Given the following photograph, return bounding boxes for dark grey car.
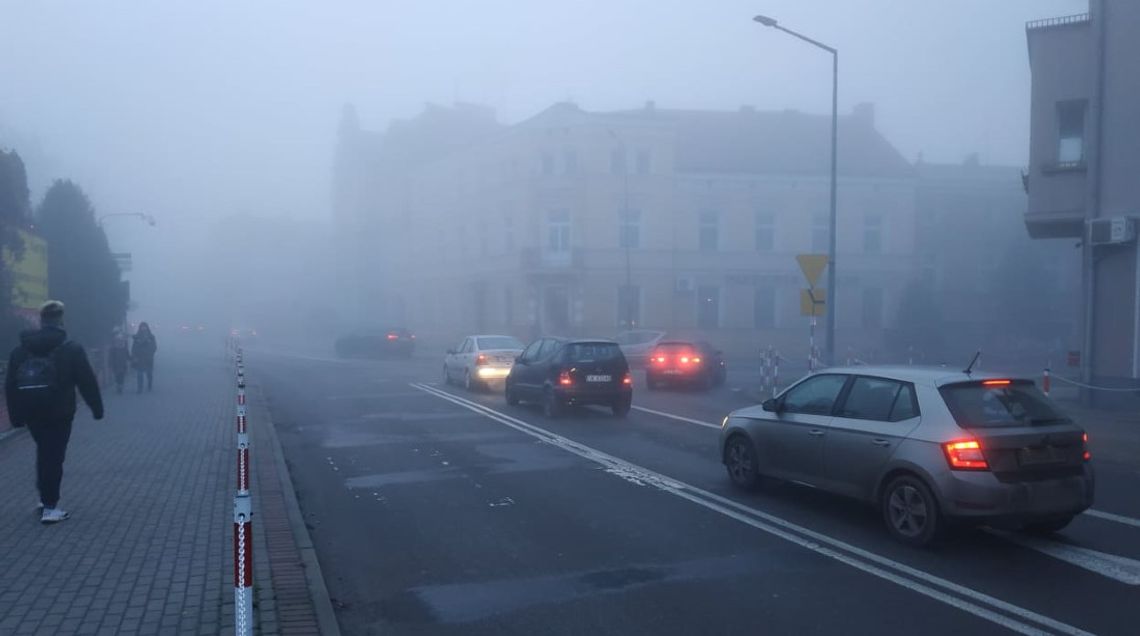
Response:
[720,366,1094,546]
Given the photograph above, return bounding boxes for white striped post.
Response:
[233,346,253,636]
[1043,366,1052,397]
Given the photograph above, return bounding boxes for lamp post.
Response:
[607,129,636,328]
[754,14,838,365]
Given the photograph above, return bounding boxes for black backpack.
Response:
[14,344,64,410]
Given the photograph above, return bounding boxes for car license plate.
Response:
[1019,447,1061,466]
[664,369,681,375]
[586,375,611,383]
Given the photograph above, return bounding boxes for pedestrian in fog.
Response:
[131,322,157,393]
[5,300,104,524]
[109,331,130,394]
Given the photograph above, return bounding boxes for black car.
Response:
[334,328,415,359]
[645,340,726,390]
[505,338,633,418]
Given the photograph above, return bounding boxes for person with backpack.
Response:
[5,300,104,524]
[109,331,130,395]
[131,322,157,393]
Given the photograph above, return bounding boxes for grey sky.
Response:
[2,0,1083,227]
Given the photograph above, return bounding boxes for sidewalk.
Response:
[0,350,323,635]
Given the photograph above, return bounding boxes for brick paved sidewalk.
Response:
[0,350,294,635]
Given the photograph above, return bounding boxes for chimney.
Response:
[852,102,875,128]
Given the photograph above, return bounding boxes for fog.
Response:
[0,0,1086,367]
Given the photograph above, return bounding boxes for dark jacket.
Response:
[5,326,104,426]
[109,341,130,374]
[131,333,157,370]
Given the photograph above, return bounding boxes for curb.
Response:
[253,381,343,636]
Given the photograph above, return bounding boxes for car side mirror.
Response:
[515,355,524,364]
[762,398,779,413]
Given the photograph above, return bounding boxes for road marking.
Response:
[1085,509,1140,529]
[412,383,1091,636]
[992,531,1140,585]
[632,405,721,430]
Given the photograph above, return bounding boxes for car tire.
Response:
[505,383,520,406]
[612,397,631,418]
[442,365,451,385]
[716,367,727,386]
[1020,515,1075,535]
[724,434,761,490]
[542,388,562,419]
[881,475,942,547]
[464,369,477,392]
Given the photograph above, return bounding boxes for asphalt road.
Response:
[251,346,1140,636]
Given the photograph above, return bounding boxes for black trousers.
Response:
[26,419,74,508]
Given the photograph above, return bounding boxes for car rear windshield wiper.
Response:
[1030,417,1072,426]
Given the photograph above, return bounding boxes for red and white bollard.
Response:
[1043,366,1052,397]
[233,494,253,636]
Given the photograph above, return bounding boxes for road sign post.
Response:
[797,255,828,369]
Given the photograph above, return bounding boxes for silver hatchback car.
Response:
[720,366,1094,546]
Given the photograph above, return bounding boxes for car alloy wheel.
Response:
[724,436,760,490]
[882,475,940,546]
[505,382,520,406]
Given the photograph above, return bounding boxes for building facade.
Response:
[335,101,920,358]
[1025,1,1140,398]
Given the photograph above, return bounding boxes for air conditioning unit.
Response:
[1089,217,1136,246]
[675,275,695,293]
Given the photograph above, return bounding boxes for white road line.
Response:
[631,405,721,430]
[412,383,1092,636]
[992,531,1140,585]
[1085,508,1140,529]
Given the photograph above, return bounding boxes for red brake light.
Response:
[1082,432,1091,461]
[475,354,488,366]
[559,371,573,386]
[386,333,398,340]
[982,379,1011,387]
[680,356,690,364]
[692,357,702,364]
[654,356,666,364]
[622,372,632,386]
[943,440,989,470]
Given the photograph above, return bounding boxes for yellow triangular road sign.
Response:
[796,254,828,287]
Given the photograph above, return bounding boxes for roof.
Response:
[817,365,1027,387]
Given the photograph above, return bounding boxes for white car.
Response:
[614,330,666,368]
[443,335,526,391]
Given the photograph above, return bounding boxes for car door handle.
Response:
[808,429,826,437]
[871,438,892,447]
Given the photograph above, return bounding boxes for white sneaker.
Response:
[41,508,70,524]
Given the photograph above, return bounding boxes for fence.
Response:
[230,339,253,636]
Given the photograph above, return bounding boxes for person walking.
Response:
[131,322,157,393]
[109,331,130,394]
[5,300,104,524]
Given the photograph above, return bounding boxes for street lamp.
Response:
[97,212,157,227]
[607,128,636,328]
[753,14,839,365]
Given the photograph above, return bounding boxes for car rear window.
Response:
[565,343,623,363]
[477,336,523,350]
[939,380,1071,428]
[655,343,695,353]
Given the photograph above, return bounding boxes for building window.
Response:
[563,148,578,175]
[1057,100,1086,163]
[862,287,883,329]
[610,148,627,175]
[699,211,719,252]
[755,211,775,251]
[754,286,776,328]
[698,285,720,328]
[546,209,570,252]
[636,149,651,175]
[863,214,883,254]
[619,209,641,249]
[617,285,641,328]
[812,212,829,252]
[542,151,555,176]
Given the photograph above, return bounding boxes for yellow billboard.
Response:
[3,229,49,310]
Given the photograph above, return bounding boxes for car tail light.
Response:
[943,439,989,471]
[559,370,573,386]
[410,334,416,339]
[654,355,666,364]
[1082,432,1091,461]
[982,379,1011,387]
[386,333,398,340]
[475,354,488,366]
[692,357,702,364]
[680,356,690,364]
[622,372,632,386]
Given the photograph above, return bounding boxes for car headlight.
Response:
[721,416,729,429]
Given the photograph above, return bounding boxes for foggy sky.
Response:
[0,0,1084,323]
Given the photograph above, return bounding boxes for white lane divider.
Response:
[1084,508,1140,529]
[631,405,721,430]
[990,531,1140,585]
[632,402,1140,535]
[412,383,1091,636]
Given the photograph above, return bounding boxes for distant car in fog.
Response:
[335,327,415,359]
[614,330,666,367]
[506,337,632,418]
[230,327,258,339]
[645,340,726,390]
[443,335,525,391]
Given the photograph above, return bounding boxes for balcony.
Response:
[1026,13,1090,31]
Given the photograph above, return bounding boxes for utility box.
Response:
[1088,217,1136,246]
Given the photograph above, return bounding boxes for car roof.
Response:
[564,338,619,345]
[815,365,1025,388]
[467,334,522,340]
